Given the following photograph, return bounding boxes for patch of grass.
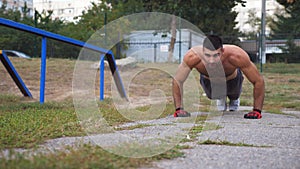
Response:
[184,123,222,142]
[0,96,177,150]
[288,79,300,83]
[263,63,300,75]
[186,125,203,140]
[98,99,132,126]
[180,114,222,142]
[115,124,155,131]
[0,143,185,169]
[199,139,271,148]
[195,114,209,124]
[0,98,84,149]
[99,99,175,125]
[265,108,285,115]
[240,64,300,112]
[0,95,26,106]
[202,123,223,131]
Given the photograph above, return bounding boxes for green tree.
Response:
[108,0,245,42]
[181,0,245,44]
[72,1,135,59]
[105,0,245,61]
[72,1,116,41]
[270,0,300,63]
[271,0,300,39]
[0,1,70,58]
[0,0,31,55]
[279,37,300,63]
[242,8,275,40]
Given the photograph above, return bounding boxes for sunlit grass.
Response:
[0,143,185,169]
[198,139,272,148]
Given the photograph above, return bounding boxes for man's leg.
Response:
[216,97,227,111]
[227,69,244,111]
[200,75,227,111]
[200,74,212,99]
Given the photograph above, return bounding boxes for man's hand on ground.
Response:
[174,109,191,117]
[244,110,262,119]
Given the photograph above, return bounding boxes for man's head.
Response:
[203,35,223,50]
[202,35,224,67]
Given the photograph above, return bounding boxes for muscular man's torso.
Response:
[190,45,240,80]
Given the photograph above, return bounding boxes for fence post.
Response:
[154,43,157,62]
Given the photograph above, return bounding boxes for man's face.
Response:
[202,47,223,68]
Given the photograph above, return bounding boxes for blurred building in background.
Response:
[33,0,100,22]
[234,0,284,34]
[0,0,34,16]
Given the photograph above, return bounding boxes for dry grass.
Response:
[1,58,300,112]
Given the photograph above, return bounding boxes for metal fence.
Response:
[121,29,204,63]
[239,38,300,63]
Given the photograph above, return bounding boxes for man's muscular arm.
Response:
[228,47,265,111]
[241,62,265,111]
[172,50,196,109]
[172,64,190,109]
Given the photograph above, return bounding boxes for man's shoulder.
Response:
[188,46,203,58]
[223,44,241,49]
[223,44,247,56]
[183,47,202,68]
[223,44,251,67]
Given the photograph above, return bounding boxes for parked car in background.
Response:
[3,50,31,59]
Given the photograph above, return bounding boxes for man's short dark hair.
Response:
[203,35,223,50]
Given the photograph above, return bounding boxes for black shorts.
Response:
[200,69,244,100]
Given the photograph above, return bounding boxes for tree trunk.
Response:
[168,15,176,62]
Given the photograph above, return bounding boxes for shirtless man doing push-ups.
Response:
[172,35,265,119]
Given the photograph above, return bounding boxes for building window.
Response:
[59,9,64,14]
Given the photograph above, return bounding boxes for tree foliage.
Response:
[0,0,247,59]
[271,0,300,39]
[270,0,300,63]
[107,0,246,44]
[0,1,71,58]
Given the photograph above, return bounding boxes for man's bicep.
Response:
[174,48,198,83]
[241,62,261,84]
[174,62,192,83]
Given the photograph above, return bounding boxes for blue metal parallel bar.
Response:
[106,53,127,99]
[40,37,47,103]
[0,18,112,55]
[99,54,105,101]
[0,50,32,97]
[0,17,127,103]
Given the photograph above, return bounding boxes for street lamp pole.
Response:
[260,0,266,72]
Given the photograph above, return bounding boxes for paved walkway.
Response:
[2,107,299,169]
[144,108,300,169]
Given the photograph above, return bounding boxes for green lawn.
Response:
[242,63,300,113]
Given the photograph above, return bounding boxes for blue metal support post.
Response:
[0,18,128,103]
[40,37,47,103]
[100,54,105,100]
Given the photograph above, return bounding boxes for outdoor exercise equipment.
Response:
[0,18,127,103]
[0,50,32,97]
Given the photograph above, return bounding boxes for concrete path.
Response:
[144,108,300,169]
[2,107,299,169]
